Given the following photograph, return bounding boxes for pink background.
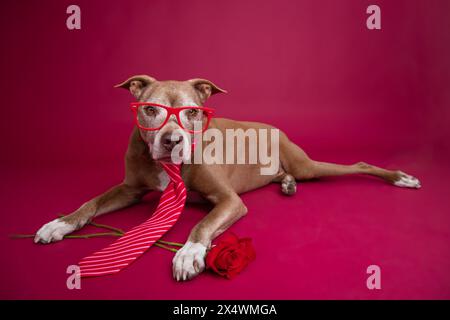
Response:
[1,0,449,299]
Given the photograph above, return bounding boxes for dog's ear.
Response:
[115,75,156,99]
[188,79,227,104]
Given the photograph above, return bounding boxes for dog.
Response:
[34,75,421,281]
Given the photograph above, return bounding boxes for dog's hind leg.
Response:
[279,137,421,188]
[306,161,420,188]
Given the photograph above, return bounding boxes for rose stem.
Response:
[88,222,125,235]
[58,214,183,247]
[156,240,184,247]
[154,243,179,253]
[58,214,125,235]
[13,217,182,249]
[10,233,123,239]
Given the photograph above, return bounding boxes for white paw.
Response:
[393,171,421,189]
[34,218,76,244]
[172,241,207,281]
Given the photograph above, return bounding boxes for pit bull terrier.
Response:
[34,75,421,281]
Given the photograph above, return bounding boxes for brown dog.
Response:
[34,75,420,281]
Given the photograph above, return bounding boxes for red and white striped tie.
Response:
[79,163,186,277]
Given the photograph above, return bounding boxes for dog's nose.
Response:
[161,133,184,151]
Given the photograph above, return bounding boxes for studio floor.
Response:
[1,0,449,301]
[1,147,449,300]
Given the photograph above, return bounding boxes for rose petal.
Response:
[205,232,256,279]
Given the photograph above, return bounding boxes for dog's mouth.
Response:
[150,146,188,164]
[146,129,192,164]
[154,155,175,162]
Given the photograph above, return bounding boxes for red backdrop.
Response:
[1,0,449,299]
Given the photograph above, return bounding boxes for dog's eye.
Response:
[187,109,199,116]
[144,106,157,115]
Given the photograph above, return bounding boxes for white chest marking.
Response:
[156,170,170,191]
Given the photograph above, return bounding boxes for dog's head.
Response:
[116,75,226,163]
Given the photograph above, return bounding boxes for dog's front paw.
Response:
[393,171,421,189]
[172,241,207,281]
[34,218,76,244]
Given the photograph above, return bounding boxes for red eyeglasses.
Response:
[130,102,214,133]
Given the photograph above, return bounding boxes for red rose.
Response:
[205,233,256,279]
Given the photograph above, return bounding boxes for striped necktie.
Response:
[79,162,186,277]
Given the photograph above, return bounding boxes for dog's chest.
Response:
[155,170,170,191]
[155,170,205,203]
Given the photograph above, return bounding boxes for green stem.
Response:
[58,214,125,235]
[10,234,34,239]
[88,222,125,235]
[64,233,123,239]
[10,233,123,239]
[154,243,179,253]
[12,216,185,250]
[156,240,184,247]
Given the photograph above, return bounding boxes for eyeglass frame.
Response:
[130,102,214,133]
